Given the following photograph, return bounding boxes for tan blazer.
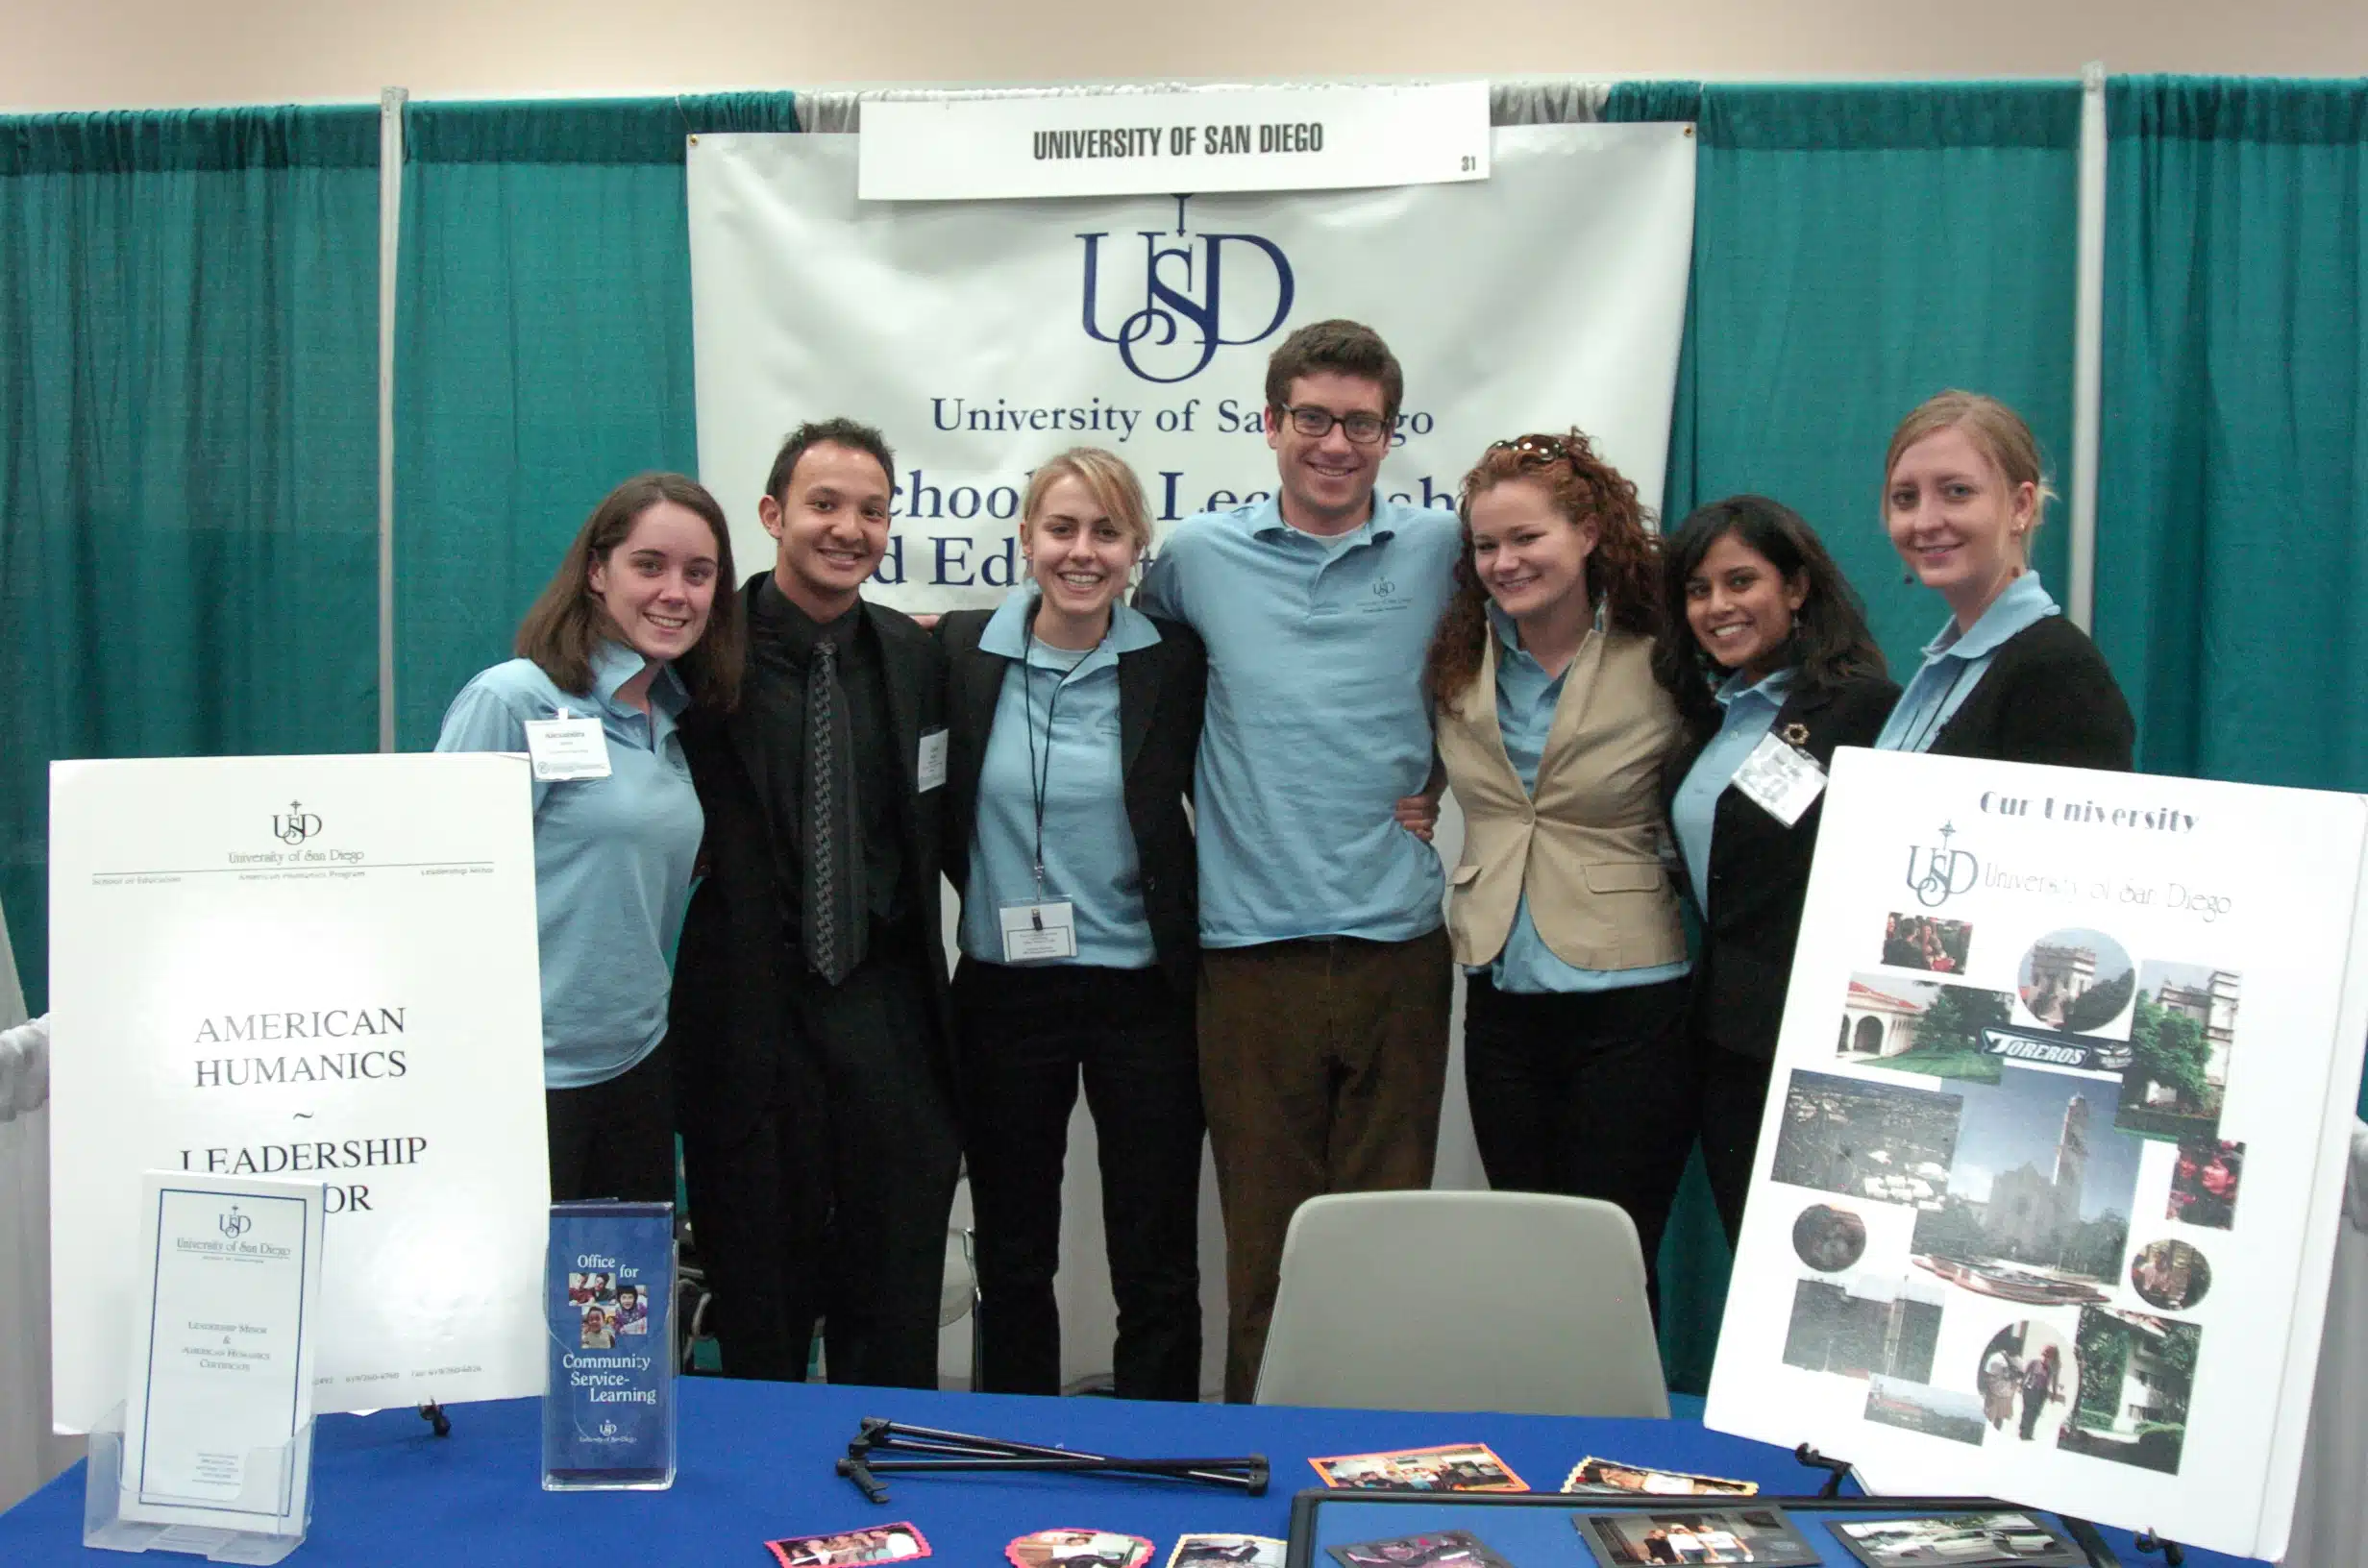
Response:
[1437,625,1687,972]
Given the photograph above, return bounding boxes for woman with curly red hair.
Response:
[1425,430,1693,1305]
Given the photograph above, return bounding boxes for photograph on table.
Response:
[1562,1457,1758,1497]
[1006,1530,1154,1568]
[1974,1320,2075,1447]
[2165,1139,2244,1231]
[1782,1272,1944,1382]
[2113,964,2238,1143]
[1881,912,1974,975]
[1767,1070,1962,1207]
[1863,1374,1989,1446]
[2058,1308,2202,1474]
[1309,1443,1528,1493]
[1792,1203,1870,1271]
[1909,1066,2144,1307]
[1829,1512,2083,1567]
[769,1524,931,1567]
[1327,1530,1517,1568]
[2128,1237,2211,1310]
[1167,1535,1284,1568]
[2012,929,2134,1040]
[1576,1507,1819,1565]
[1838,976,2011,1083]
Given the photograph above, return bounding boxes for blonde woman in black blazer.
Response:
[1873,390,2134,766]
[936,447,1206,1402]
[1656,496,1897,1245]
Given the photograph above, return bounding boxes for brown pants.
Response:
[1198,927,1454,1402]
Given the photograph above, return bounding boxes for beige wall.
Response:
[6,0,2366,113]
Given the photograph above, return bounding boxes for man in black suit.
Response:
[668,417,959,1388]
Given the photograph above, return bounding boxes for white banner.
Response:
[857,83,1491,201]
[1705,749,2368,1561]
[48,754,551,1432]
[688,124,1696,613]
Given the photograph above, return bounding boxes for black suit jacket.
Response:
[937,607,1205,995]
[667,576,953,1148]
[1925,615,2134,770]
[1665,674,1900,1061]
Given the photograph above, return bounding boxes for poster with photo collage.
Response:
[1705,748,2368,1562]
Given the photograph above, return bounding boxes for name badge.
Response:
[999,900,1077,964]
[917,728,949,794]
[1733,730,1826,826]
[523,711,611,781]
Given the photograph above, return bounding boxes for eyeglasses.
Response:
[1284,404,1391,445]
[1488,434,1570,465]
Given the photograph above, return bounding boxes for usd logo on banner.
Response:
[687,125,1696,612]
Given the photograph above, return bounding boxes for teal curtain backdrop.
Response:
[393,93,798,748]
[2094,79,2368,799]
[1605,81,2084,1393]
[0,107,382,1017]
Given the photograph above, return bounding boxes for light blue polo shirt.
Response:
[1480,603,1691,995]
[958,590,1161,969]
[1877,573,2060,753]
[434,641,703,1089]
[1670,667,1794,912]
[1136,496,1460,947]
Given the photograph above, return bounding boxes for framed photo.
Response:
[1576,1507,1819,1566]
[1828,1512,2084,1567]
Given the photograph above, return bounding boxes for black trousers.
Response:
[1462,972,1695,1305]
[681,949,962,1389]
[1697,1042,1776,1248]
[547,1039,677,1205]
[954,959,1204,1401]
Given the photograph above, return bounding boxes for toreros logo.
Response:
[1078,197,1295,384]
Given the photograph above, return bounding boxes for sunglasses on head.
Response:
[1488,434,1569,465]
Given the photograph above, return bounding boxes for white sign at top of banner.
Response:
[857,83,1492,201]
[688,124,1695,614]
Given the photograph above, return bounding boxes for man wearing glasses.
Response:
[1137,319,1459,1401]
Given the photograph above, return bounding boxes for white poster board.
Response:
[49,754,551,1432]
[687,123,1696,613]
[1706,748,2368,1561]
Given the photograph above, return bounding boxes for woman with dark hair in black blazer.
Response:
[1873,390,2134,766]
[938,446,1207,1402]
[1656,496,1898,1244]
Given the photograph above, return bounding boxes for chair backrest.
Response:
[1252,1189,1669,1417]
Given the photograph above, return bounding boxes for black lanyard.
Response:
[1020,605,1091,897]
[1900,657,1979,753]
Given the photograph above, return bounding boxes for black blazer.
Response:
[937,607,1205,996]
[1924,615,2134,770]
[667,576,953,1148]
[1665,674,1900,1061]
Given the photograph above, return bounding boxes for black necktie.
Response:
[803,636,866,985]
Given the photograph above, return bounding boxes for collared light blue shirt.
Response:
[1876,573,2060,753]
[1671,667,1794,912]
[959,589,1161,969]
[1479,603,1692,995]
[435,641,703,1090]
[1136,495,1461,946]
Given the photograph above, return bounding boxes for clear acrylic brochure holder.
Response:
[83,1401,312,1563]
[542,1199,678,1490]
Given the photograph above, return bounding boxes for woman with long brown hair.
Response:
[1425,429,1693,1304]
[435,471,743,1204]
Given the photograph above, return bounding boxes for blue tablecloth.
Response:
[0,1379,2256,1565]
